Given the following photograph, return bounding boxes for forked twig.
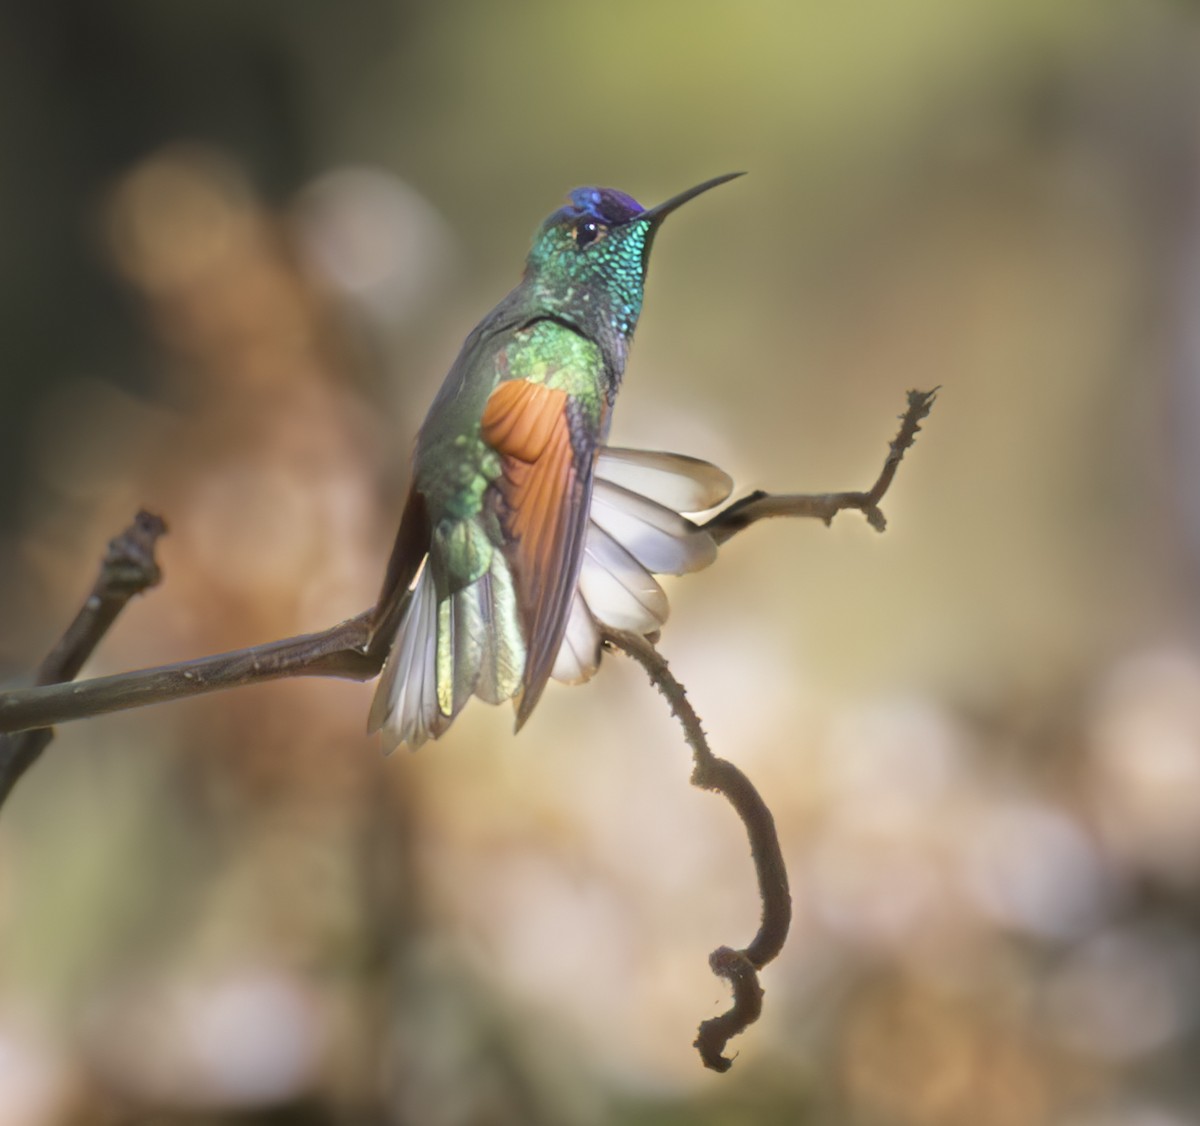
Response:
[0,511,167,805]
[703,387,937,539]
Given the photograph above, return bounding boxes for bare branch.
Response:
[0,391,937,742]
[603,628,792,1072]
[0,614,379,738]
[0,511,167,805]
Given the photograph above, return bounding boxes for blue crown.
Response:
[563,187,645,226]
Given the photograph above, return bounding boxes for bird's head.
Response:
[523,172,743,340]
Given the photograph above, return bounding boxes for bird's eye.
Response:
[573,219,606,248]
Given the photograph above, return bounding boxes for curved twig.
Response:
[603,628,791,1072]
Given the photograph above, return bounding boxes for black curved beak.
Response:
[633,171,745,227]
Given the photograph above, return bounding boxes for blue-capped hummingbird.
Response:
[368,173,742,748]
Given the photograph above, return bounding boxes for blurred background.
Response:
[1,1,1200,1122]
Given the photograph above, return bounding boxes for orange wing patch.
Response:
[481,379,576,584]
[481,378,566,462]
[481,379,588,725]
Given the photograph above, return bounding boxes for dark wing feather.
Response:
[367,485,430,661]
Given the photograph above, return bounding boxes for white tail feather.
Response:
[549,447,729,686]
[551,592,602,684]
[369,557,440,751]
[590,480,717,575]
[595,448,732,512]
[577,525,669,634]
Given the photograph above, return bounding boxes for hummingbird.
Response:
[367,173,742,749]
